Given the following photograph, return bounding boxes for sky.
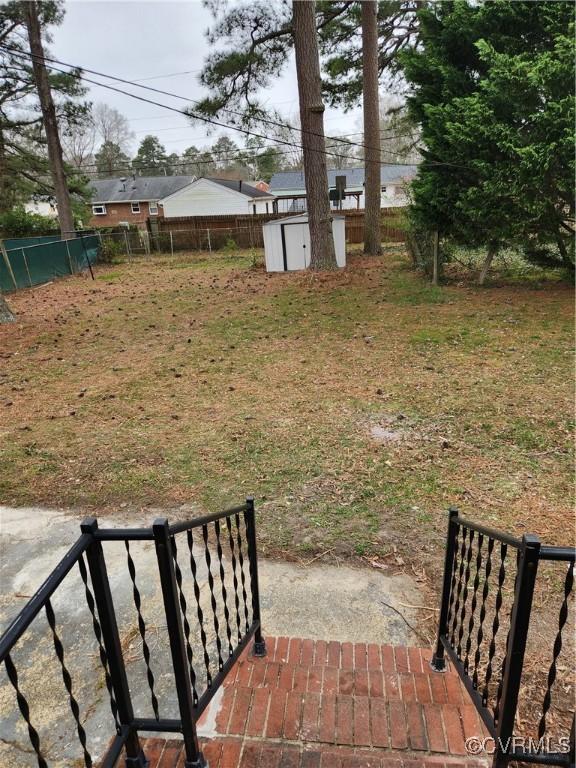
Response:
[51,1,363,158]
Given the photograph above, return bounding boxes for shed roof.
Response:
[90,176,194,203]
[262,214,345,227]
[269,165,418,193]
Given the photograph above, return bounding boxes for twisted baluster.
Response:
[124,540,159,720]
[482,541,507,708]
[45,599,92,767]
[450,527,469,648]
[472,537,494,690]
[226,515,243,642]
[446,525,461,630]
[77,554,119,730]
[172,536,199,706]
[463,533,483,674]
[215,520,234,656]
[457,529,475,659]
[187,528,212,687]
[235,512,251,633]
[537,562,574,739]
[202,524,224,670]
[4,654,48,768]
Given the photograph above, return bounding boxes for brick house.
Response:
[88,175,194,229]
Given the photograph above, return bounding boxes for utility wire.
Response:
[1,43,402,156]
[2,44,422,171]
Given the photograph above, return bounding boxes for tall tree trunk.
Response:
[361,0,381,256]
[292,0,336,270]
[24,1,75,239]
[0,125,10,215]
[479,242,498,285]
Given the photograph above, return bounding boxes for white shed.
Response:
[262,214,346,272]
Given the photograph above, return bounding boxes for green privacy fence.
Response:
[0,235,99,291]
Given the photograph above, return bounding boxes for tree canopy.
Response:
[0,0,88,212]
[400,0,575,270]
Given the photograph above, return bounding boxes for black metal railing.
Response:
[432,508,575,768]
[0,497,265,768]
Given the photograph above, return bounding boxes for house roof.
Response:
[269,165,418,193]
[205,178,275,199]
[90,176,194,203]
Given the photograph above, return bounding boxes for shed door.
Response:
[284,224,310,270]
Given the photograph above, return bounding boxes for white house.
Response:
[159,177,276,218]
[269,165,418,213]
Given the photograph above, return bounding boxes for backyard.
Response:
[0,247,573,580]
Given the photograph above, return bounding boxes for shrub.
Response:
[99,237,125,263]
[223,236,237,253]
[0,207,59,238]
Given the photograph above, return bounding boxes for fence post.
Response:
[432,230,440,285]
[80,518,147,767]
[80,236,95,280]
[169,231,174,257]
[206,228,211,254]
[21,248,33,288]
[244,497,266,657]
[153,519,206,768]
[431,507,459,671]
[65,240,74,275]
[493,534,540,768]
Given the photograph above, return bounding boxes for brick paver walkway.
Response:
[126,637,490,767]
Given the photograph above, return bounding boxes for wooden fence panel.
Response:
[154,209,406,249]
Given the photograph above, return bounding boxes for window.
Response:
[252,204,257,215]
[131,201,141,214]
[92,204,106,215]
[148,201,158,215]
[266,202,269,214]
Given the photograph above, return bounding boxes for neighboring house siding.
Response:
[162,179,272,218]
[89,201,162,229]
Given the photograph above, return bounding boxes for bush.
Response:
[223,236,237,253]
[0,207,59,238]
[99,237,125,263]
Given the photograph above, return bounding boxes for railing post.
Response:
[244,497,266,657]
[153,519,206,768]
[493,534,540,768]
[80,518,147,768]
[431,507,459,671]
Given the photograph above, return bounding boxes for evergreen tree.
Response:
[132,135,169,176]
[0,0,88,213]
[94,140,130,178]
[401,0,575,277]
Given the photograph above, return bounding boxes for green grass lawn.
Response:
[0,248,573,574]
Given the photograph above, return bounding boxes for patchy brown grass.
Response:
[0,249,573,568]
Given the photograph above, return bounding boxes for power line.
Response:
[1,43,390,156]
[2,44,422,171]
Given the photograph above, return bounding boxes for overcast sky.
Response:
[51,1,362,157]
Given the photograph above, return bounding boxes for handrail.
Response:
[432,508,575,768]
[169,503,250,534]
[0,533,91,663]
[454,514,523,549]
[539,545,576,562]
[1,500,264,768]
